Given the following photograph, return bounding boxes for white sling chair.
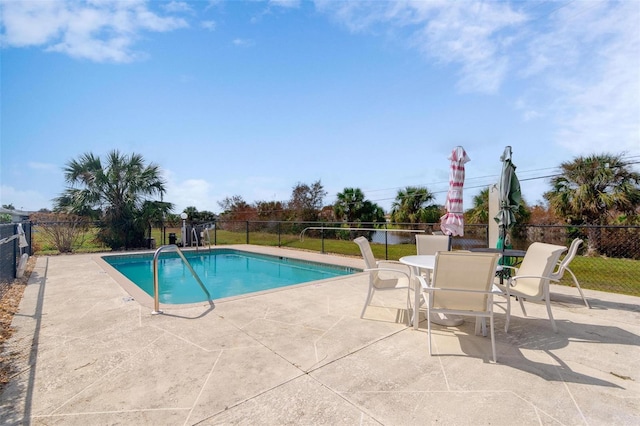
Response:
[415,234,451,255]
[354,236,412,325]
[550,238,590,308]
[418,251,501,363]
[495,242,568,333]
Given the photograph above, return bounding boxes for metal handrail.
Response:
[191,227,199,248]
[201,226,214,249]
[152,244,212,314]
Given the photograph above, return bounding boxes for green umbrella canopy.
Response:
[494,146,521,249]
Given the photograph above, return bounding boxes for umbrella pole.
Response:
[499,225,506,284]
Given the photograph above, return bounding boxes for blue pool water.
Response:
[103,249,357,304]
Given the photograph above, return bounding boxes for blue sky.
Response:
[1,0,639,214]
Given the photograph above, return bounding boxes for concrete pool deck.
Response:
[1,245,639,425]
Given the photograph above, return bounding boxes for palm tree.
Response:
[333,187,366,223]
[55,150,169,249]
[465,188,490,224]
[333,188,385,239]
[140,200,173,246]
[544,153,640,254]
[465,187,531,225]
[390,186,435,224]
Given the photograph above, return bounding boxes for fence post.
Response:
[321,227,325,254]
[485,224,489,247]
[278,222,281,247]
[246,221,249,244]
[384,223,389,260]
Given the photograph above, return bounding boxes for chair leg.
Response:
[518,297,527,317]
[427,311,433,356]
[545,298,558,333]
[360,286,375,318]
[567,267,590,308]
[504,295,512,332]
[405,287,413,326]
[489,314,496,363]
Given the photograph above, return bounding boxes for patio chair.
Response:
[495,242,568,333]
[415,234,451,282]
[418,251,501,363]
[354,236,412,325]
[416,234,451,255]
[550,238,590,308]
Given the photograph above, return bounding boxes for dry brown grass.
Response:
[0,256,34,393]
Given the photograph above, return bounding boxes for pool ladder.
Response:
[151,244,213,315]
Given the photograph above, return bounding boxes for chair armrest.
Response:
[511,274,559,283]
[377,260,407,267]
[417,276,430,289]
[364,267,411,280]
[377,260,412,273]
[423,286,495,295]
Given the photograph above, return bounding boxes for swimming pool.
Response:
[102,249,358,304]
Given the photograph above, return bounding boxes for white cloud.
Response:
[269,0,301,9]
[315,0,639,153]
[201,20,216,31]
[0,185,53,212]
[413,2,526,94]
[0,0,188,62]
[163,1,193,14]
[515,98,543,122]
[232,38,254,47]
[522,1,640,153]
[28,162,59,172]
[163,171,214,213]
[163,169,291,214]
[315,1,526,93]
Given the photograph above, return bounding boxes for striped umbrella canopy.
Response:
[440,146,470,236]
[494,146,521,250]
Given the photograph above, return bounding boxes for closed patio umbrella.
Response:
[17,223,28,249]
[494,146,521,251]
[440,146,470,237]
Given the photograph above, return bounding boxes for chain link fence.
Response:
[180,220,640,297]
[19,220,640,298]
[0,222,32,298]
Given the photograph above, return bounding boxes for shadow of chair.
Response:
[354,236,412,325]
[495,242,568,333]
[418,251,501,362]
[551,238,590,308]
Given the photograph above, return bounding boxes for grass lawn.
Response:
[32,227,640,297]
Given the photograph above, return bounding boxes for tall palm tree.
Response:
[465,188,490,224]
[55,150,169,249]
[333,187,366,223]
[466,187,531,225]
[333,188,385,239]
[544,153,640,253]
[390,186,435,224]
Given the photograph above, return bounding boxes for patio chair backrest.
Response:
[416,234,451,256]
[354,236,376,269]
[354,236,382,285]
[551,238,583,280]
[431,251,500,312]
[514,242,567,298]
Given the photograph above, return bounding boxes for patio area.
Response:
[1,245,639,425]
